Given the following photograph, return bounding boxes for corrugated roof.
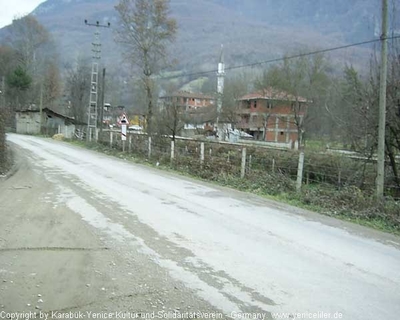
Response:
[16,108,86,125]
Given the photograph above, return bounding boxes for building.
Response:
[159,91,217,136]
[15,108,85,138]
[236,88,308,147]
[160,91,215,111]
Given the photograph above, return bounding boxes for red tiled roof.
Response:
[239,87,307,103]
[161,91,215,100]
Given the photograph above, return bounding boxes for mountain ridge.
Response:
[1,0,396,72]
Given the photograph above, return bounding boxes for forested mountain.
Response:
[1,0,396,72]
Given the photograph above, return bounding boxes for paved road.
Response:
[3,134,400,319]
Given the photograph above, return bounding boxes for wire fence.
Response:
[96,130,399,199]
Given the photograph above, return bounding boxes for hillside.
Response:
[1,0,396,74]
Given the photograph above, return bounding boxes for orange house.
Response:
[236,88,308,146]
[160,91,215,111]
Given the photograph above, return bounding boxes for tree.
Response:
[5,15,59,108]
[221,73,249,130]
[6,66,32,107]
[6,15,51,78]
[64,58,90,123]
[43,61,61,109]
[157,102,185,141]
[115,0,177,135]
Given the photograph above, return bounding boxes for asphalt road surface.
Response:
[1,134,400,320]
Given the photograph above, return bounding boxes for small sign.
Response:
[120,114,129,125]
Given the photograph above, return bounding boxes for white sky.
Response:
[0,0,46,29]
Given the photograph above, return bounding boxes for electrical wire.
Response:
[159,34,400,80]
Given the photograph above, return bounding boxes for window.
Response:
[267,102,273,109]
[246,101,251,108]
[254,100,257,108]
[280,131,284,135]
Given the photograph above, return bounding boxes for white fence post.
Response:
[296,151,305,192]
[200,142,205,167]
[248,154,252,172]
[241,148,247,178]
[128,135,132,153]
[148,136,152,158]
[109,131,113,148]
[171,140,175,163]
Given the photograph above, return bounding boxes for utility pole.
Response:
[39,83,43,131]
[0,76,5,109]
[215,44,225,141]
[376,0,388,199]
[84,20,110,142]
[99,67,106,134]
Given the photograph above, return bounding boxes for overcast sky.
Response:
[0,0,46,28]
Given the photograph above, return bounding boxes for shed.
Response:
[15,108,85,139]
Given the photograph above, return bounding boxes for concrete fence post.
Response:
[171,140,175,163]
[148,136,152,158]
[200,142,205,167]
[110,131,113,148]
[248,154,252,172]
[128,135,132,153]
[241,148,247,179]
[296,151,305,192]
[272,157,275,173]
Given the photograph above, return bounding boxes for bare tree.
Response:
[64,58,90,123]
[221,74,249,130]
[157,102,185,141]
[115,0,177,135]
[43,61,61,110]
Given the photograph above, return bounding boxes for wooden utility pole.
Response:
[1,76,5,109]
[39,83,43,130]
[376,0,388,198]
[99,67,106,134]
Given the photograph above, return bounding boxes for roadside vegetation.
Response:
[69,137,400,235]
[0,110,11,175]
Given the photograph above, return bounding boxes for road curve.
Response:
[6,134,400,320]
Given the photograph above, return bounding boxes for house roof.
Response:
[238,87,308,103]
[161,91,215,100]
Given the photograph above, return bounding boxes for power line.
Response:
[160,34,400,80]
